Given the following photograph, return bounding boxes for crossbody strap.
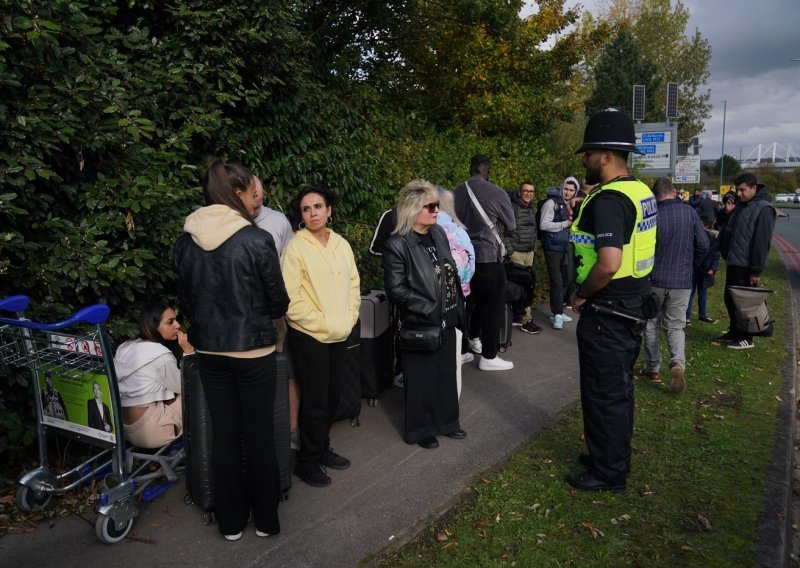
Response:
[466,181,506,258]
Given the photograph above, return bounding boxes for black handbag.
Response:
[399,324,444,352]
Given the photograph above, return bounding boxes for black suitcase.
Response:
[182,352,292,524]
[359,291,392,404]
[332,320,362,426]
[181,355,215,522]
[498,303,513,353]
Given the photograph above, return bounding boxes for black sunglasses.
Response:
[422,202,440,213]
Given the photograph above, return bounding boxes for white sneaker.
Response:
[461,352,475,364]
[552,314,564,330]
[468,338,483,354]
[478,356,514,371]
[550,313,572,323]
[224,532,243,541]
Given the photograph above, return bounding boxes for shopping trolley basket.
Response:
[0,295,184,544]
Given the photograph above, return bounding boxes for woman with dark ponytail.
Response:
[174,160,289,541]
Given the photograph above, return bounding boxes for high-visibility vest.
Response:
[570,178,657,284]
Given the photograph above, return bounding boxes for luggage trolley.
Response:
[0,295,185,544]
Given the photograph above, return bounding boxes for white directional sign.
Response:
[632,130,672,170]
[632,122,678,178]
[673,155,701,184]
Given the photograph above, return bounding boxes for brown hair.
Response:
[202,160,255,224]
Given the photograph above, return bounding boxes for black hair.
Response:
[469,154,491,176]
[518,180,535,190]
[734,172,758,187]
[138,302,171,344]
[287,184,339,230]
[202,160,256,225]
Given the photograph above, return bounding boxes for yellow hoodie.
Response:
[281,228,360,343]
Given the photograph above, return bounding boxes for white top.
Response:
[114,339,181,407]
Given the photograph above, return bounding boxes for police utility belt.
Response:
[585,299,647,326]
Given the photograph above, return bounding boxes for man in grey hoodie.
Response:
[539,177,579,329]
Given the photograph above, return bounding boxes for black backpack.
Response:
[536,197,550,241]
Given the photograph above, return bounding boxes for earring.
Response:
[327,216,333,226]
[298,222,306,230]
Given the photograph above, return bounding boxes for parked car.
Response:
[775,193,792,203]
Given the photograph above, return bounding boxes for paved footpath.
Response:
[0,310,581,568]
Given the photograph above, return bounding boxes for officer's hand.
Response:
[750,275,761,286]
[707,269,715,276]
[570,293,586,314]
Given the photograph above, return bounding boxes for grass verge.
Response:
[373,251,789,567]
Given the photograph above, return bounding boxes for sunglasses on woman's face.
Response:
[422,202,440,213]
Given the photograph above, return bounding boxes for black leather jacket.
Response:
[382,224,465,329]
[174,226,289,352]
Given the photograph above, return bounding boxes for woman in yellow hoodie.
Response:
[282,185,360,488]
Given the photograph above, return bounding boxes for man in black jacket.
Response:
[717,174,776,349]
[503,181,542,334]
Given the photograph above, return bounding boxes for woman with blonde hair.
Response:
[383,180,466,449]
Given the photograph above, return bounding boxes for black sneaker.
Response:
[520,320,542,335]
[512,316,525,327]
[295,462,330,487]
[727,338,754,350]
[715,331,738,343]
[322,447,351,470]
[699,316,716,324]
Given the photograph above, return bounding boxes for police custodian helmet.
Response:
[575,108,643,154]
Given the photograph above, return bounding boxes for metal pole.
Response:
[719,100,727,187]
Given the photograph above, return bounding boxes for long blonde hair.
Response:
[393,179,439,236]
[437,187,466,229]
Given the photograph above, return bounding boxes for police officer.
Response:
[567,109,657,493]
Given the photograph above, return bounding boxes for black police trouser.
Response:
[723,265,753,340]
[576,304,643,483]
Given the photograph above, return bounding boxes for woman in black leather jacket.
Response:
[383,179,466,449]
[174,160,289,542]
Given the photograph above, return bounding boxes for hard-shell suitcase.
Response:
[497,303,513,353]
[332,320,362,426]
[182,352,292,525]
[181,355,215,522]
[359,291,392,404]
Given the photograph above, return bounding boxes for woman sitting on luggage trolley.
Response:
[114,302,193,448]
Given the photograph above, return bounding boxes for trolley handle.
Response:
[0,301,110,329]
[0,295,30,314]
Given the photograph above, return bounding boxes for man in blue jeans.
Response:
[454,155,516,371]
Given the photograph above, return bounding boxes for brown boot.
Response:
[670,363,686,394]
[645,371,661,384]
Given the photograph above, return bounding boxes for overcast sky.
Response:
[527,0,800,162]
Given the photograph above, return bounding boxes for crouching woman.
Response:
[383,179,466,449]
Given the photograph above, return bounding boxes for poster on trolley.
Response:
[35,333,117,444]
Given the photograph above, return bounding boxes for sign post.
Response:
[632,122,678,178]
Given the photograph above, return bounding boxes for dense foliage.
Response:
[0,0,598,466]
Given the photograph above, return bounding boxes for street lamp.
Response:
[719,100,727,187]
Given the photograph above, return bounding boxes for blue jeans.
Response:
[686,284,708,320]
